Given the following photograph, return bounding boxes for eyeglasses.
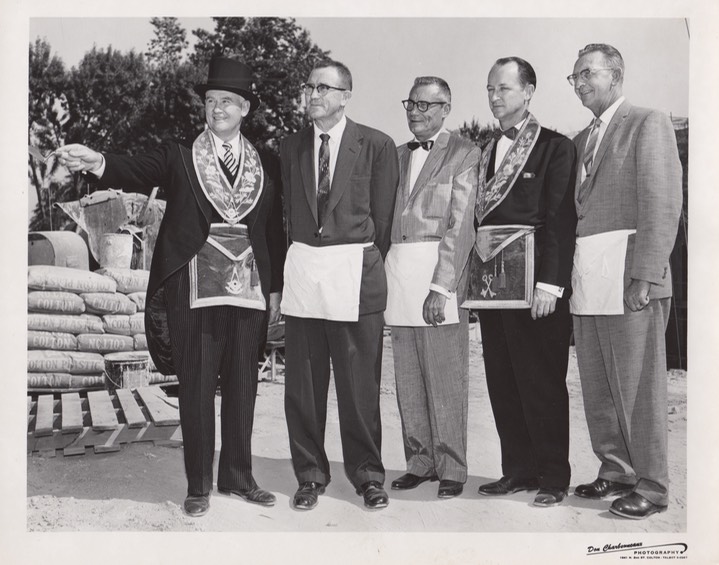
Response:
[301,83,347,96]
[401,99,447,113]
[566,68,614,86]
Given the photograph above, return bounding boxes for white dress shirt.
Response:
[580,96,625,182]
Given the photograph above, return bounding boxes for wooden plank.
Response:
[115,389,147,428]
[61,393,84,434]
[93,427,123,453]
[136,387,180,426]
[36,435,57,457]
[34,395,55,437]
[87,390,120,431]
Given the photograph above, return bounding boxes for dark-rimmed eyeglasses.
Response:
[566,68,614,86]
[401,99,447,113]
[301,83,347,96]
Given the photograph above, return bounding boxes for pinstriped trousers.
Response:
[391,307,470,483]
[573,298,671,506]
[164,266,267,496]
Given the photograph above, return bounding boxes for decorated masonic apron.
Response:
[188,131,266,311]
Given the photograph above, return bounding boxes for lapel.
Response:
[397,144,412,205]
[179,144,212,227]
[324,118,362,220]
[408,131,450,203]
[298,127,317,224]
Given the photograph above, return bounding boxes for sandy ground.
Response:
[26,324,687,534]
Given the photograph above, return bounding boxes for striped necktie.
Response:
[222,142,239,181]
[582,117,602,175]
[317,133,331,226]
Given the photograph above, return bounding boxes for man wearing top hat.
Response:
[57,57,286,517]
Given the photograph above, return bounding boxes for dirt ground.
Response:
[25,323,687,537]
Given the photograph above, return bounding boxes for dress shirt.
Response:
[580,96,625,182]
[313,114,347,192]
[209,130,240,165]
[408,129,443,194]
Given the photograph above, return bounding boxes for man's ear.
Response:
[340,90,353,107]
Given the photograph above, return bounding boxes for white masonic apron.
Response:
[385,241,459,326]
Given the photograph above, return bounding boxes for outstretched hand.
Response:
[55,144,103,174]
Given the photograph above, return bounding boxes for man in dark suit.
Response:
[474,57,577,506]
[568,43,682,519]
[56,57,285,517]
[279,60,399,510]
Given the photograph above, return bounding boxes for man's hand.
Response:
[269,292,282,325]
[423,290,447,327]
[530,287,557,320]
[624,279,651,312]
[55,144,103,174]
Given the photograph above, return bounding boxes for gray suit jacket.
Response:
[391,131,480,294]
[573,100,682,299]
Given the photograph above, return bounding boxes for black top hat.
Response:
[194,57,260,112]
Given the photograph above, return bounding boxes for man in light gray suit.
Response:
[568,43,682,519]
[384,76,479,499]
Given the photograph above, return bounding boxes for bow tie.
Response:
[495,126,518,141]
[408,140,434,151]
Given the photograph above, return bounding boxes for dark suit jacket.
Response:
[98,140,285,374]
[482,127,578,290]
[279,118,399,314]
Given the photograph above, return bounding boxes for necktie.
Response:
[407,140,434,151]
[317,133,331,226]
[222,142,239,181]
[582,118,602,175]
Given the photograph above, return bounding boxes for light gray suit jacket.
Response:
[573,100,682,299]
[390,131,480,294]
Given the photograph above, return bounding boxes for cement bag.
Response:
[28,291,86,314]
[28,372,104,390]
[28,313,104,334]
[27,331,77,351]
[95,268,149,294]
[149,372,177,385]
[102,313,145,335]
[28,265,117,293]
[134,333,148,351]
[81,292,137,315]
[77,333,134,353]
[127,291,146,311]
[27,350,105,374]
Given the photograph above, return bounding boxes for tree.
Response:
[191,17,330,152]
[455,118,497,149]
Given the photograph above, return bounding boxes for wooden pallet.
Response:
[27,387,182,457]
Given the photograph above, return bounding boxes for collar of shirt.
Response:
[408,129,445,192]
[209,130,240,161]
[494,116,528,174]
[313,114,347,188]
[580,96,625,181]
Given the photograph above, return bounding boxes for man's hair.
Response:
[412,76,452,102]
[578,43,625,81]
[494,57,537,89]
[312,59,353,91]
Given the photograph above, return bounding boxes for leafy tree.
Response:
[455,118,497,149]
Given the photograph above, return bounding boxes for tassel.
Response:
[497,250,507,289]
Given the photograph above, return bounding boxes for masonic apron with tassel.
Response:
[463,114,541,309]
[188,130,266,311]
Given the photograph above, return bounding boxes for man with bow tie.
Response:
[568,44,682,519]
[384,76,479,499]
[56,57,285,517]
[473,57,577,506]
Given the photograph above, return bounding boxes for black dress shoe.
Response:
[533,487,568,507]
[609,492,668,520]
[391,473,438,490]
[218,486,276,507]
[356,481,389,509]
[293,482,325,511]
[478,476,539,496]
[574,478,634,500]
[183,494,210,517]
[437,480,464,499]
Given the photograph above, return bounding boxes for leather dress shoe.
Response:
[391,473,438,490]
[293,482,325,511]
[533,487,568,507]
[183,494,210,517]
[478,476,539,496]
[218,486,276,507]
[574,478,634,500]
[356,481,389,509]
[609,492,668,520]
[437,480,464,499]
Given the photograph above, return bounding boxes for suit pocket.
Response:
[425,182,452,218]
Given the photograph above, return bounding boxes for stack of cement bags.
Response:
[27,265,176,391]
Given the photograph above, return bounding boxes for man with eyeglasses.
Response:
[279,60,399,510]
[383,76,478,499]
[568,43,682,519]
[473,57,577,507]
